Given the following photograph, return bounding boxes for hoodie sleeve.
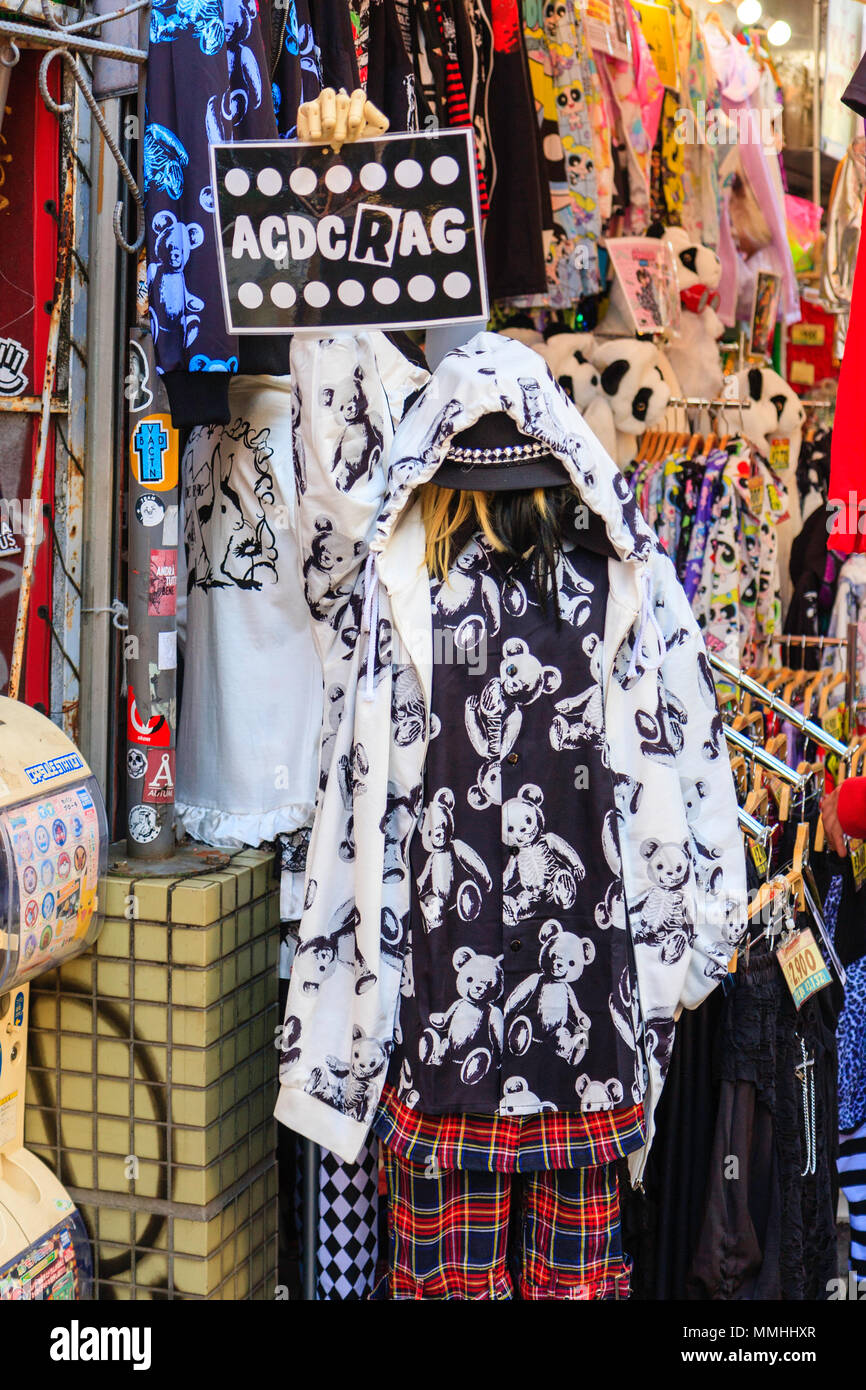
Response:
[145,0,288,427]
[654,559,748,1011]
[290,332,429,662]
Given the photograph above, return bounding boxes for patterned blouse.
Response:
[372,510,649,1169]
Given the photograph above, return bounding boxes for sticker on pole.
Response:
[209,129,488,334]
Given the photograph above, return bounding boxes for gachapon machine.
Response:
[0,696,108,1299]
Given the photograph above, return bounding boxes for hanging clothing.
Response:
[686,948,839,1301]
[374,1080,645,1170]
[176,374,323,848]
[838,1122,866,1277]
[275,330,748,1176]
[522,0,601,307]
[382,521,644,1120]
[378,1146,630,1299]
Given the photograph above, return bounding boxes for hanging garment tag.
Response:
[766,481,784,513]
[750,840,768,876]
[746,476,764,513]
[777,927,832,1009]
[768,437,790,470]
[850,839,866,892]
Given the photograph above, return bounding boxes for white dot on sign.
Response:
[372,277,400,305]
[360,162,387,191]
[337,279,365,307]
[304,281,331,308]
[325,164,352,194]
[431,155,459,185]
[408,274,435,302]
[289,167,317,196]
[224,168,250,197]
[395,159,423,188]
[270,282,296,308]
[238,282,263,309]
[256,166,282,196]
[443,271,471,299]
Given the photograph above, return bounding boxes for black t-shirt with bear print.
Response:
[387,515,646,1117]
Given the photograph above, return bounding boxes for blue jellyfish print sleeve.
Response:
[144,0,282,426]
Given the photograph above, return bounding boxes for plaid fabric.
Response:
[373,1084,646,1172]
[382,1148,629,1300]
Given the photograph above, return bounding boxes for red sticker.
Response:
[142,749,175,804]
[127,687,170,747]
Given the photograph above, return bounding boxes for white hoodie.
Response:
[275,331,747,1183]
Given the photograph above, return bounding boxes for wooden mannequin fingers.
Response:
[319,87,338,140]
[346,87,368,140]
[362,99,389,136]
[296,101,316,141]
[330,88,351,150]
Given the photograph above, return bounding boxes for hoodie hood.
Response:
[369,332,658,570]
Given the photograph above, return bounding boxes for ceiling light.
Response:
[767,18,792,43]
[737,0,762,22]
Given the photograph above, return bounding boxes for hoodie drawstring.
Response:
[361,551,380,703]
[626,570,667,683]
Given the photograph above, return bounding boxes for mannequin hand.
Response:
[821,786,847,858]
[296,88,389,151]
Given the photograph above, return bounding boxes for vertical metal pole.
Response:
[124,7,177,859]
[302,1139,319,1301]
[124,325,179,858]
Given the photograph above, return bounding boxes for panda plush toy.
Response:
[589,338,672,470]
[717,366,805,462]
[500,322,618,461]
[662,226,725,400]
[717,366,807,616]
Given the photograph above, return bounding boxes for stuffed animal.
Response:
[661,226,724,400]
[717,366,805,461]
[589,339,671,469]
[500,322,618,459]
[717,366,806,615]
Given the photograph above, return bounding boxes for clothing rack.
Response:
[710,653,850,760]
[769,621,859,721]
[724,724,807,788]
[739,805,771,844]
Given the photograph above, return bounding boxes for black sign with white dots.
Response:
[209,128,488,334]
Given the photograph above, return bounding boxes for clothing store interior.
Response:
[5,0,866,1315]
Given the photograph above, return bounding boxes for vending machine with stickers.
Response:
[0,697,108,1299]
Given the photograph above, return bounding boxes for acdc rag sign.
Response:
[209,129,488,334]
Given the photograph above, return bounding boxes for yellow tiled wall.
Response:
[25,850,280,1300]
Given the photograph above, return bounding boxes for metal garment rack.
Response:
[769,622,860,730]
[724,724,807,789]
[710,654,851,762]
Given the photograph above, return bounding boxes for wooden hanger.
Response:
[818,672,847,720]
[744,785,769,819]
[686,432,703,460]
[765,732,788,760]
[733,709,765,739]
[766,668,794,693]
[729,754,748,800]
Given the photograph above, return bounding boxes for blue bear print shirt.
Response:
[375,510,647,1121]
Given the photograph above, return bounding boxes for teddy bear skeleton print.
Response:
[385,524,645,1115]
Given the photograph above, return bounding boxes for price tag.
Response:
[768,438,790,470]
[766,482,784,512]
[851,839,866,892]
[823,707,845,742]
[750,840,768,876]
[747,477,764,513]
[776,927,832,1009]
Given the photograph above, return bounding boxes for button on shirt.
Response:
[380,520,647,1128]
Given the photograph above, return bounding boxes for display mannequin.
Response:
[276,92,747,1300]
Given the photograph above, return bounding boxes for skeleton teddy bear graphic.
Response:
[376,517,647,1119]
